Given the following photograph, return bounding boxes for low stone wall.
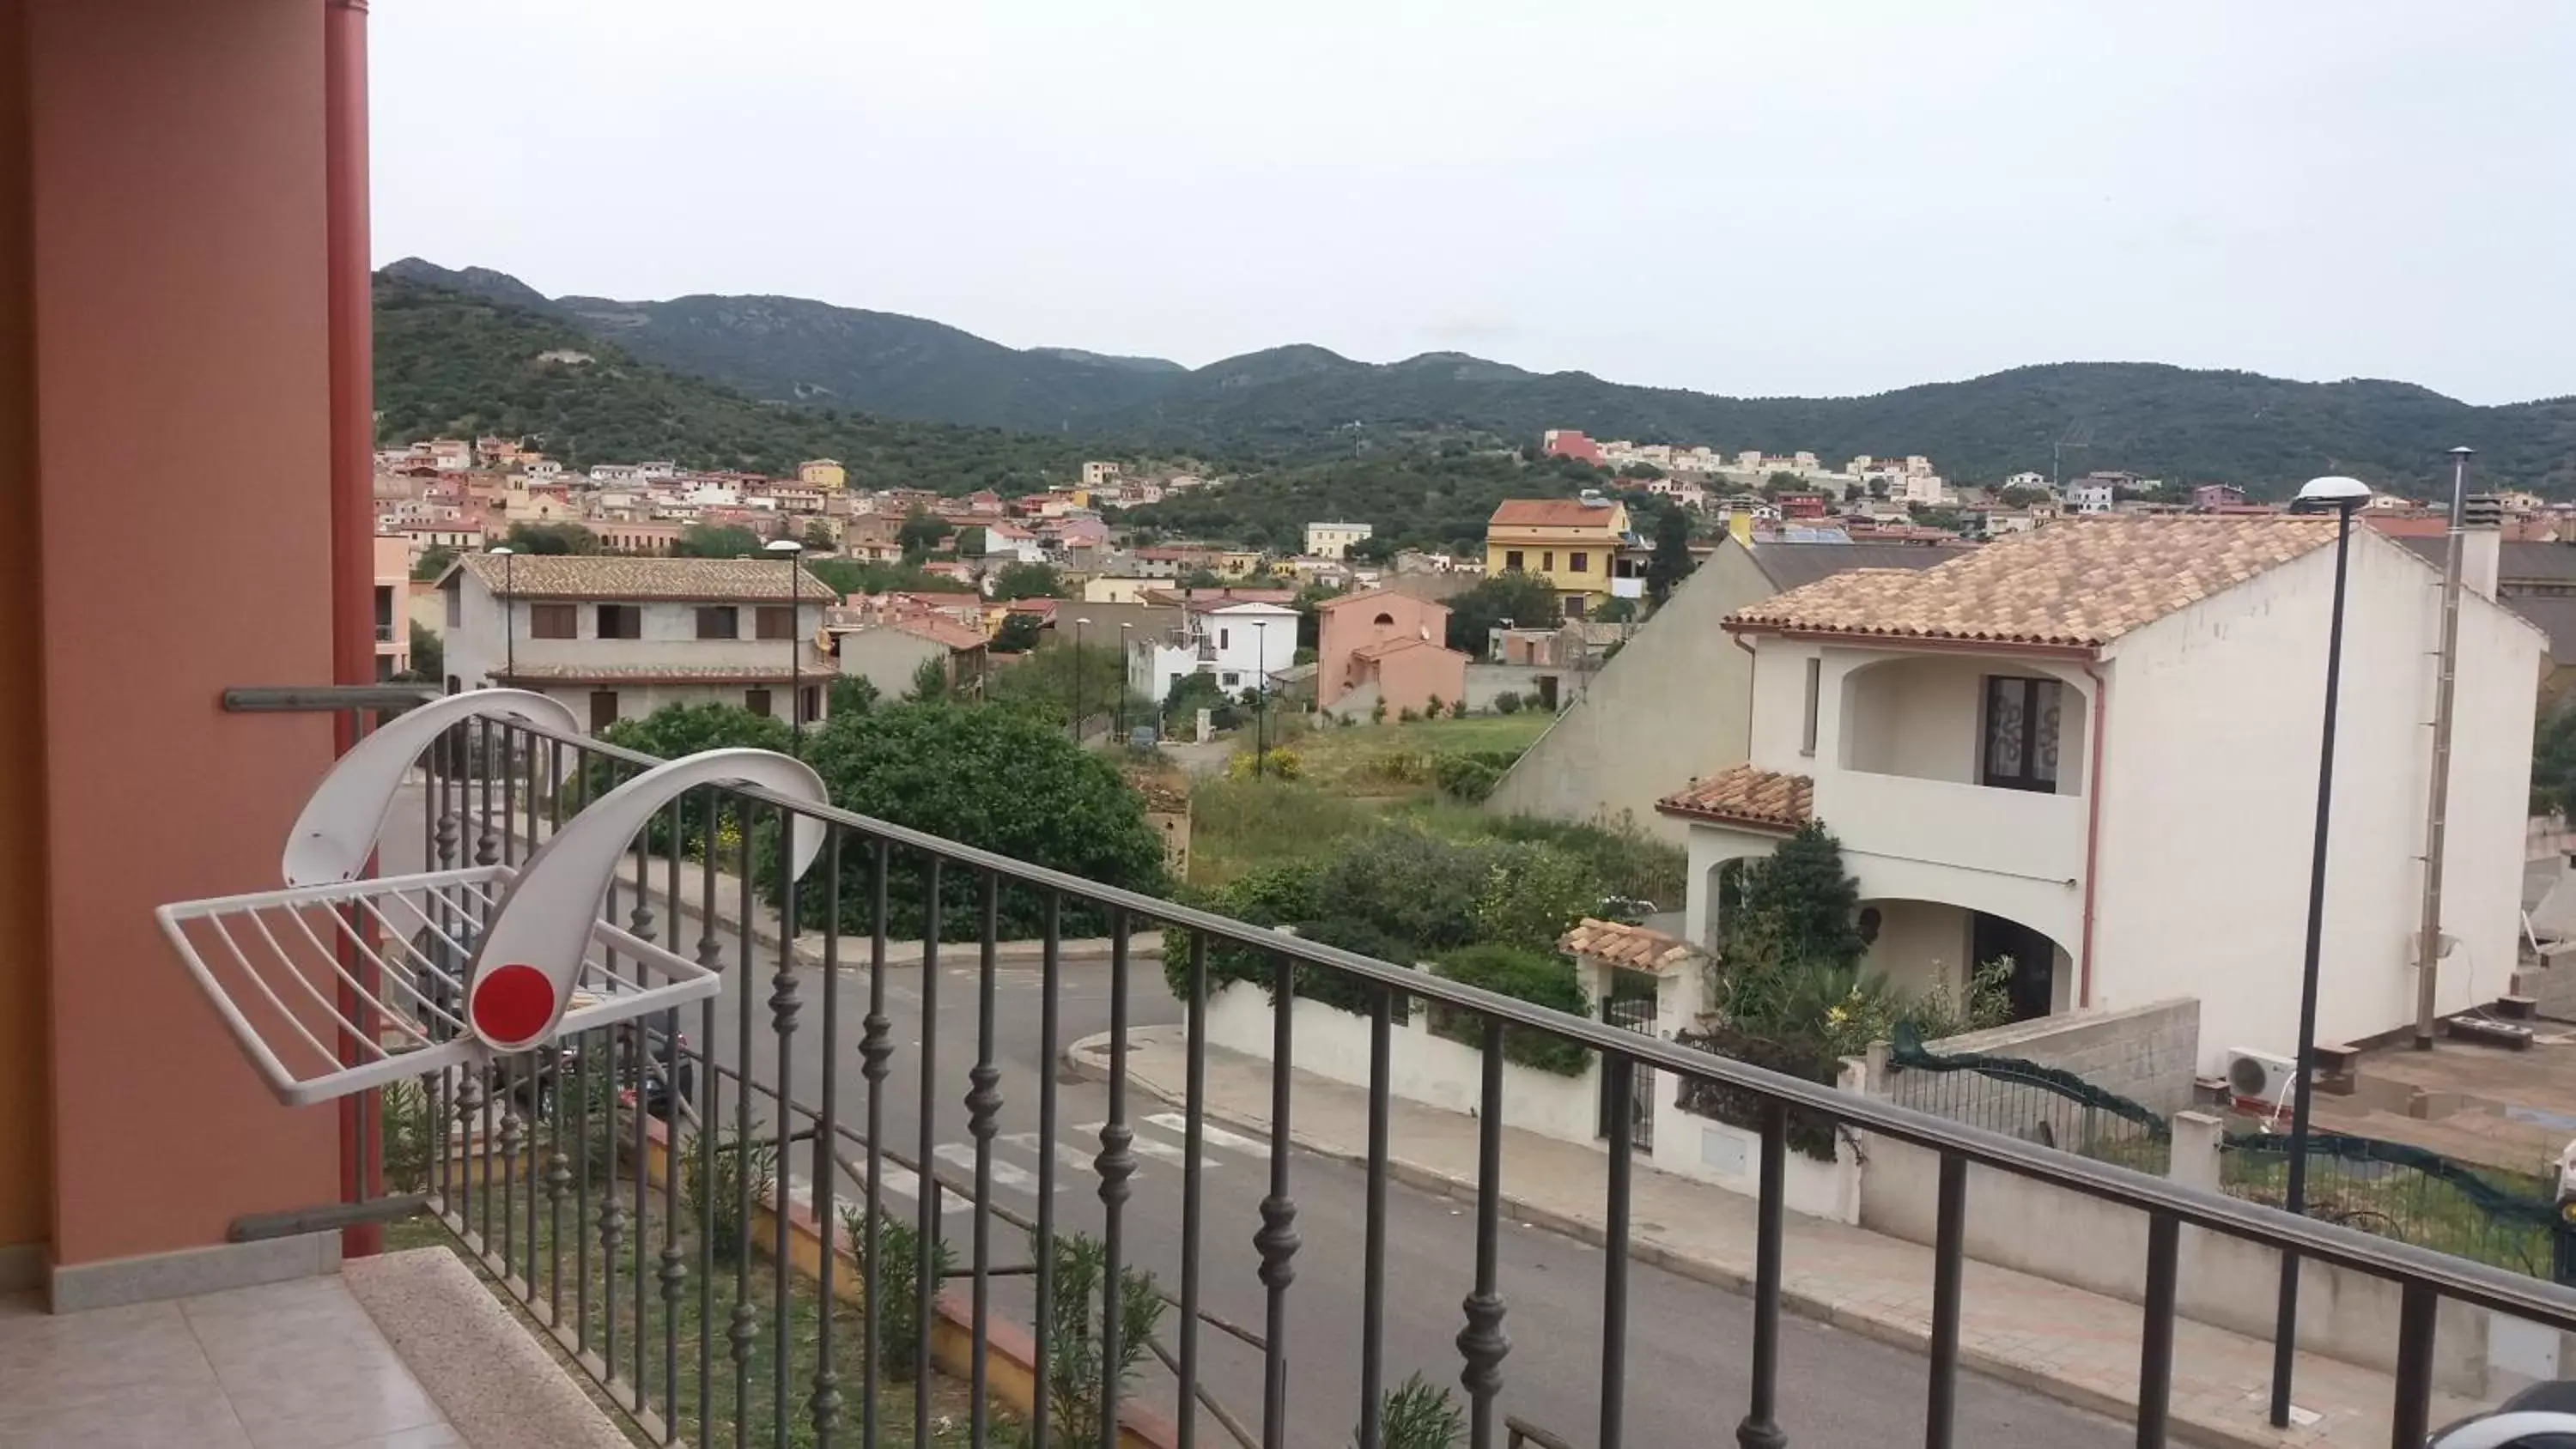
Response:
[1900,997,2201,1123]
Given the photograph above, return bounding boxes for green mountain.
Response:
[371,270,1109,492]
[380,258,2576,494]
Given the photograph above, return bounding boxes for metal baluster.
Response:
[546,1028,571,1330]
[501,723,519,866]
[1177,933,1207,1449]
[1925,1153,1967,1449]
[1256,951,1299,1449]
[1033,893,1061,1449]
[808,831,844,1447]
[602,1032,628,1387]
[2391,1282,2438,1449]
[576,1021,593,1357]
[730,822,758,1447]
[524,741,542,1296]
[500,1058,523,1282]
[428,730,447,1219]
[914,857,943,1449]
[454,1064,483,1257]
[1600,1056,1633,1449]
[1735,1101,1786,1449]
[1097,911,1137,1449]
[968,873,1002,1448]
[475,718,499,868]
[631,831,656,1404]
[1457,1016,1509,1449]
[860,840,891,1449]
[698,790,724,1449]
[2136,1212,2178,1449]
[662,800,689,1439]
[1358,979,1392,1449]
[772,803,803,1448]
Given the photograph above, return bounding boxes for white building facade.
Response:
[440,555,836,732]
[1127,600,1301,704]
[1303,521,1375,561]
[1664,517,2539,1075]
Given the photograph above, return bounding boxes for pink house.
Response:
[1316,587,1469,713]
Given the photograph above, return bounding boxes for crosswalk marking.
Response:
[933,1142,1040,1194]
[871,1159,972,1215]
[1144,1112,1268,1155]
[999,1131,1106,1179]
[1076,1120,1207,1167]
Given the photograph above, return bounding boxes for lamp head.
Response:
[764,537,804,555]
[2295,476,2370,510]
[489,546,514,556]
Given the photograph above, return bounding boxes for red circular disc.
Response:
[471,963,556,1046]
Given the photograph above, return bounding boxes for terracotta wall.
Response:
[28,0,339,1264]
[0,0,50,1265]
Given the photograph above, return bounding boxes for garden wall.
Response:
[1201,984,1863,1223]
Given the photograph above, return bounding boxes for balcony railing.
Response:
[1812,767,2086,884]
[231,690,2576,1449]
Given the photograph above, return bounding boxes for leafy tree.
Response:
[1728,822,1865,972]
[1177,567,1224,590]
[799,521,838,552]
[787,703,1170,938]
[589,702,794,857]
[828,675,879,718]
[896,506,952,562]
[1998,485,2050,507]
[1646,505,1697,607]
[990,561,1066,601]
[987,612,1044,654]
[1764,471,1807,497]
[1597,596,1637,624]
[2535,704,2576,816]
[1443,569,1562,653]
[410,544,457,581]
[1345,534,1399,564]
[404,621,443,682]
[805,557,951,598]
[504,521,601,555]
[907,653,951,702]
[985,640,1147,728]
[954,526,986,556]
[1617,461,1666,480]
[671,523,765,559]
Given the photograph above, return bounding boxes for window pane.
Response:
[756,606,793,640]
[2032,680,2063,785]
[1984,677,2026,782]
[696,606,738,640]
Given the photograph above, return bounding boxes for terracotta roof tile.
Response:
[1655,763,1814,832]
[1558,918,1704,973]
[885,615,987,652]
[456,554,836,603]
[1725,516,2342,648]
[495,652,830,685]
[1489,497,1625,529]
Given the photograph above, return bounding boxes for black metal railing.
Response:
[240,690,2576,1449]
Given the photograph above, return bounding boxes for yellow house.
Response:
[1484,495,1630,617]
[797,458,847,490]
[1216,549,1267,579]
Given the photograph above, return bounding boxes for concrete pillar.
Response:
[2168,1110,2223,1193]
[1865,1040,1893,1096]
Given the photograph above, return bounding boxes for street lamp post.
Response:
[489,546,515,682]
[1255,618,1269,775]
[2269,474,2369,1428]
[765,537,805,752]
[1072,617,1091,743]
[1119,622,1133,741]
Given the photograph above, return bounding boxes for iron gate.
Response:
[1601,981,1656,1154]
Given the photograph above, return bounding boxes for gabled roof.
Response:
[452,554,836,603]
[1740,540,1963,592]
[1654,764,1813,832]
[1727,516,2342,650]
[1489,498,1625,529]
[884,615,987,652]
[1314,586,1446,619]
[2395,536,2576,585]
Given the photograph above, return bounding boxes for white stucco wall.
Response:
[2091,533,2540,1071]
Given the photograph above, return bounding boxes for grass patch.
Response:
[389,1181,989,1448]
[1286,714,1552,795]
[1186,774,1378,888]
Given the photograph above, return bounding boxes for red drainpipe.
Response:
[325,0,380,1255]
[2077,662,2109,1009]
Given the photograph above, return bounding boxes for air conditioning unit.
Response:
[2226,1048,2297,1108]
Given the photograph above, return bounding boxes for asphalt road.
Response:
[383,782,2131,1446]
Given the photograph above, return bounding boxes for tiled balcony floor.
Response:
[0,1275,456,1449]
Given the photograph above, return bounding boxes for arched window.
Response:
[1372,612,1394,627]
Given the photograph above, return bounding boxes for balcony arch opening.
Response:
[1837,655,2087,794]
[1856,896,2071,1023]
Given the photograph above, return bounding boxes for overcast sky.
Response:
[372,2,2575,406]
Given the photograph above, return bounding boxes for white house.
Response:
[1662,514,2540,1074]
[1303,521,1374,561]
[2003,471,2049,492]
[979,523,1048,566]
[1127,599,1300,703]
[2069,483,2115,514]
[440,554,836,731]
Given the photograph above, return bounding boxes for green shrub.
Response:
[1375,1373,1467,1449]
[1672,1023,1846,1161]
[1225,747,1303,781]
[1492,690,1522,714]
[1427,943,1591,1075]
[1030,1230,1163,1445]
[1431,752,1503,803]
[1448,698,1468,719]
[1397,706,1421,724]
[1487,811,1686,912]
[835,1205,954,1379]
[683,1129,781,1264]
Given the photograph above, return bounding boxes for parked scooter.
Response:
[2427,1379,2576,1446]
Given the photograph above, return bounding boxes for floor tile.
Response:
[0,1298,220,1413]
[314,1425,465,1449]
[0,1376,252,1449]
[222,1359,444,1449]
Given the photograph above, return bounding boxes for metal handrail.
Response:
[510,706,2576,1329]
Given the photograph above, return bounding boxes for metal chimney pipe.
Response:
[2414,446,2474,1050]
